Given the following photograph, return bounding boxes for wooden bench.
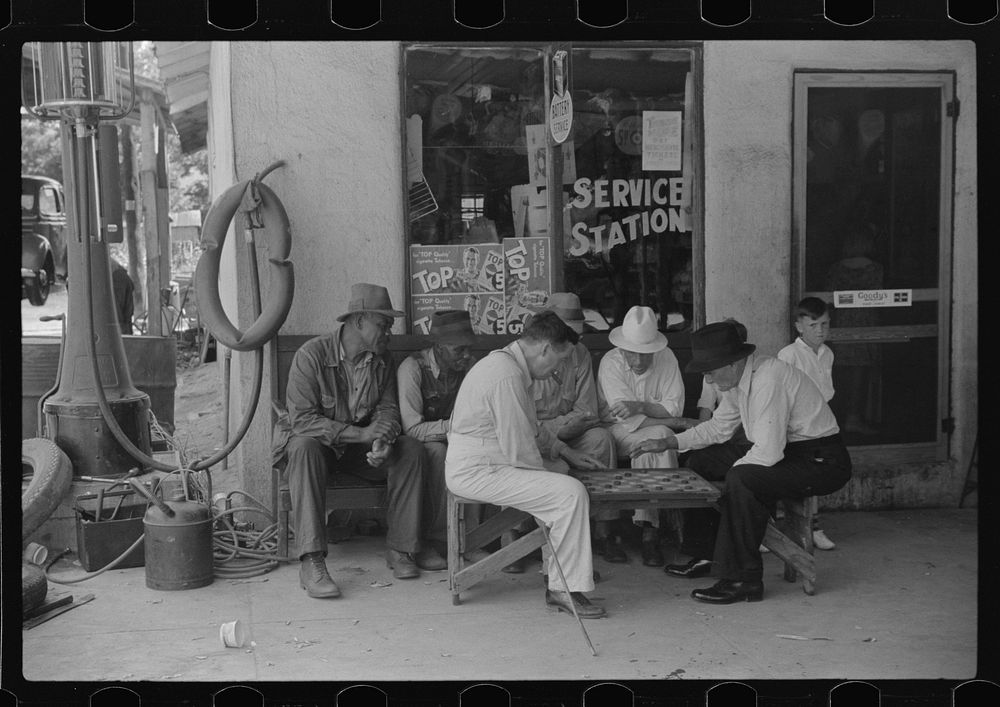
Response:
[271,330,700,558]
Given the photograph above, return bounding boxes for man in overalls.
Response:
[397,309,483,562]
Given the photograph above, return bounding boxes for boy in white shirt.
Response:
[777,297,836,550]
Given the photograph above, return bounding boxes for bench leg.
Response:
[776,498,816,594]
[278,487,291,561]
[447,492,464,605]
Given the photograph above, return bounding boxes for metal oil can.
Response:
[129,477,214,590]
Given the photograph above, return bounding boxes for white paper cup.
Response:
[219,619,246,648]
[22,542,48,566]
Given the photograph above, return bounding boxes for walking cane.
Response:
[538,522,598,657]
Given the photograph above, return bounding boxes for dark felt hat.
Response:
[685,321,757,373]
[430,309,477,346]
[336,283,405,322]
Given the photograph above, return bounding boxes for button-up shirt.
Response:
[675,353,839,468]
[777,337,835,402]
[597,346,686,433]
[274,326,401,459]
[534,341,600,429]
[397,346,469,443]
[449,340,565,469]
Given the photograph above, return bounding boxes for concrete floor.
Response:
[19,508,978,686]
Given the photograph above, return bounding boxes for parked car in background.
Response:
[21,174,68,306]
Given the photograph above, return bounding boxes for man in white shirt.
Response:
[651,322,851,603]
[446,311,608,618]
[598,306,687,567]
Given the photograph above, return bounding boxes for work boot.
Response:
[299,552,341,598]
[386,549,420,579]
[414,545,447,571]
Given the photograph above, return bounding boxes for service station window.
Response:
[403,44,701,336]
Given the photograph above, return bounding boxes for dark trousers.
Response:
[286,435,426,558]
[681,435,851,582]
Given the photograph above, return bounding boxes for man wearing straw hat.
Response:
[397,309,489,564]
[646,322,852,604]
[597,305,687,567]
[446,310,608,618]
[274,283,443,599]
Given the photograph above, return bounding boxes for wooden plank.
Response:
[453,529,545,593]
[465,507,534,552]
[23,593,95,630]
[24,594,73,621]
[762,523,816,583]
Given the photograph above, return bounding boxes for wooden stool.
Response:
[765,497,817,595]
[705,479,816,594]
[446,492,546,606]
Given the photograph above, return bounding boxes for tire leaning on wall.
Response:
[194,178,295,351]
[22,437,73,541]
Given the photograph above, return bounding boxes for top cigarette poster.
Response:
[409,243,504,296]
[642,111,683,172]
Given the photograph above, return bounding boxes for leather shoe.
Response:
[545,590,607,619]
[691,579,764,604]
[594,537,628,563]
[299,552,341,598]
[463,548,491,564]
[664,557,713,578]
[385,549,420,579]
[641,540,665,567]
[414,546,447,571]
[501,556,526,574]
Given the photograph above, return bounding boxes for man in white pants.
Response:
[446,311,608,618]
[598,306,687,567]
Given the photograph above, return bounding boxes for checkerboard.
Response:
[570,468,720,503]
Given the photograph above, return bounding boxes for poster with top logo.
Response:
[502,237,551,335]
[409,243,505,334]
[409,243,504,296]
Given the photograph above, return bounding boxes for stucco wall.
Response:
[702,41,978,508]
[215,42,404,503]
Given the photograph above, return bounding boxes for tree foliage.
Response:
[21,115,62,180]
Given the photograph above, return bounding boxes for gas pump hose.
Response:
[61,160,294,582]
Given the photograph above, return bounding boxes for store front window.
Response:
[792,72,955,458]
[403,44,701,336]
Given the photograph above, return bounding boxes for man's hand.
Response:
[366,437,391,468]
[630,435,677,458]
[556,413,602,441]
[561,448,605,470]
[609,400,645,421]
[363,418,401,445]
[664,417,700,432]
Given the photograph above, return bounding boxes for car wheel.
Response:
[25,259,53,306]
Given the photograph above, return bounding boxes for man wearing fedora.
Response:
[598,305,687,567]
[446,310,608,618]
[397,309,486,562]
[528,292,622,566]
[274,283,443,599]
[648,321,852,604]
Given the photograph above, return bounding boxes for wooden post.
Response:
[155,118,172,332]
[120,125,146,316]
[139,89,162,336]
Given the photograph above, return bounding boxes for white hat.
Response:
[608,306,668,354]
